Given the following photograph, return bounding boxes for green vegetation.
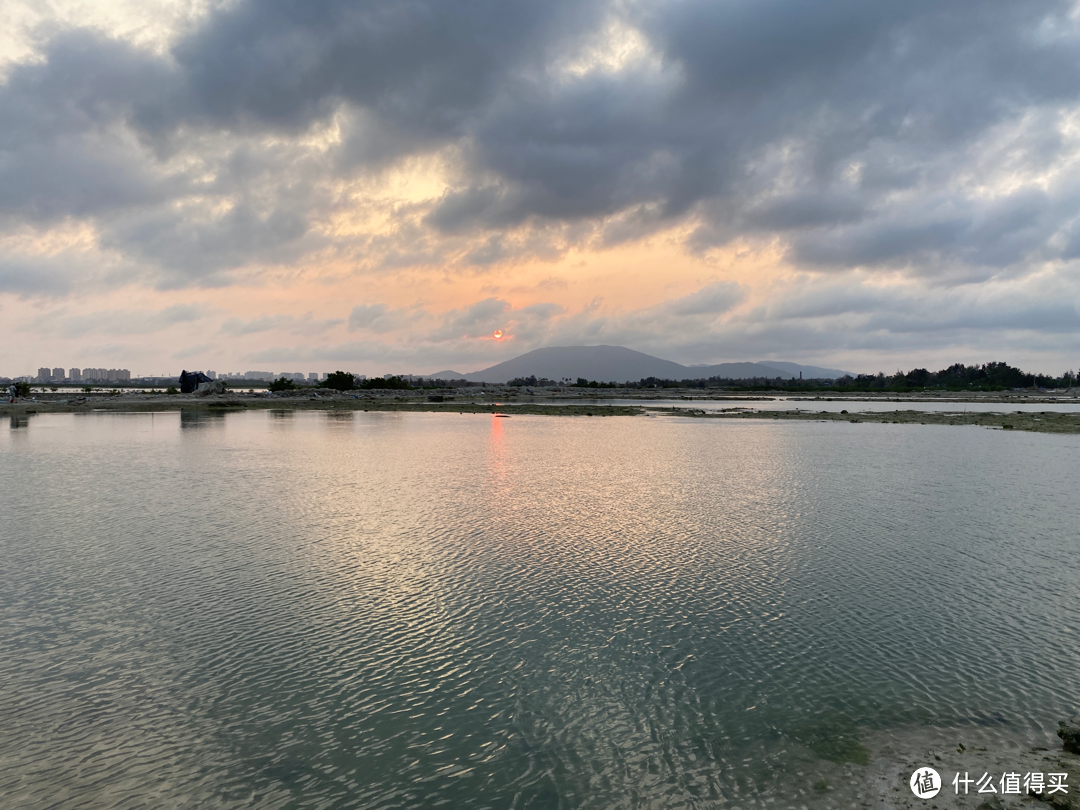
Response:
[833,361,1074,392]
[573,377,620,388]
[791,711,871,766]
[269,376,298,392]
[561,361,1079,392]
[813,779,830,792]
[360,375,411,390]
[14,381,31,397]
[320,371,356,391]
[318,371,415,391]
[166,386,178,395]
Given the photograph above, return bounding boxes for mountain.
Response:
[435,346,853,383]
[427,370,465,379]
[753,361,853,379]
[456,346,689,383]
[694,361,791,379]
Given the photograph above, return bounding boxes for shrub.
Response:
[360,375,410,390]
[166,386,178,395]
[269,376,298,392]
[320,371,356,391]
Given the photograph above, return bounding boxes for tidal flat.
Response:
[5,387,1080,434]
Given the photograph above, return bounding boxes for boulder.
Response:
[1059,714,1080,755]
[194,381,226,397]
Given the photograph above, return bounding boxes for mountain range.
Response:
[428,346,853,384]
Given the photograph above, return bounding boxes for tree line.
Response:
[266,362,1078,394]
[539,362,1078,392]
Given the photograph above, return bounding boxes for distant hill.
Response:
[752,361,853,379]
[433,346,853,383]
[427,370,465,379]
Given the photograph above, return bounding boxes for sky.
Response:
[3,0,1080,377]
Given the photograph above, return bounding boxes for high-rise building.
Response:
[76,368,130,382]
[70,368,82,381]
[37,367,50,382]
[308,373,318,381]
[52,367,65,381]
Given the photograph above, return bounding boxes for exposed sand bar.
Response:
[5,392,1080,433]
[669,407,1080,433]
[1,394,644,418]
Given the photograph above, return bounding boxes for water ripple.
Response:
[1,412,1078,808]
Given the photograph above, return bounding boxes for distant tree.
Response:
[269,376,298,392]
[320,371,356,391]
[166,386,179,395]
[509,375,556,387]
[360,375,411,390]
[15,381,30,397]
[900,368,930,388]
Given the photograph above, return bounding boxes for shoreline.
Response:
[4,392,1080,433]
[675,408,1080,433]
[776,716,1080,809]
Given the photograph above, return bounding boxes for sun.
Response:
[493,329,503,339]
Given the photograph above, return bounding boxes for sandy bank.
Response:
[672,408,1080,434]
[4,392,1080,433]
[773,717,1080,810]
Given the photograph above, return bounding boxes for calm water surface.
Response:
[2,410,1079,809]
[547,397,1080,413]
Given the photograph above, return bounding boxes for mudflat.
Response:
[6,387,1080,433]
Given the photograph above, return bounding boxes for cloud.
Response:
[347,303,426,333]
[47,303,210,339]
[221,313,343,336]
[665,282,746,316]
[3,0,1080,374]
[234,268,1080,375]
[2,0,1077,287]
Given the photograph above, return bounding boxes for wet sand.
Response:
[774,720,1080,810]
[4,389,1080,433]
[674,408,1080,434]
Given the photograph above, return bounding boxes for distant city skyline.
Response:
[2,1,1080,376]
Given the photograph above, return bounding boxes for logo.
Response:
[911,767,941,798]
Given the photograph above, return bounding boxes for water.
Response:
[2,410,1079,809]
[545,397,1080,413]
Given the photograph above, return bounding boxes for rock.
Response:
[1059,714,1080,755]
[1035,793,1080,810]
[976,798,1004,810]
[194,381,226,397]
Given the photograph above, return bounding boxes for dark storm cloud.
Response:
[428,0,1080,252]
[0,30,181,221]
[171,0,601,148]
[3,0,1080,289]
